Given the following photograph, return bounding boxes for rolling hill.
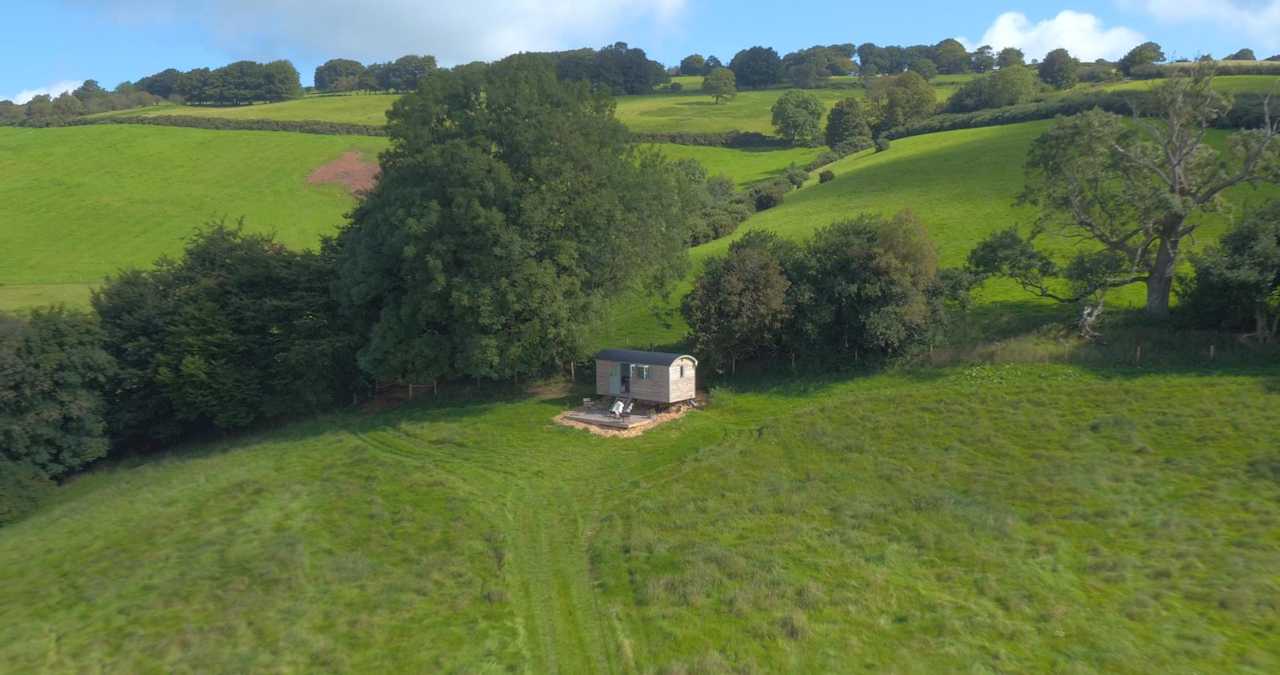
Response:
[2,364,1277,672]
[91,93,401,126]
[5,55,1280,675]
[0,125,386,310]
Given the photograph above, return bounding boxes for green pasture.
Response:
[1097,74,1280,96]
[616,76,970,135]
[645,143,826,187]
[0,125,386,310]
[91,93,401,125]
[3,362,1277,672]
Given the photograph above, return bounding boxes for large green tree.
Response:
[945,65,1038,113]
[333,56,691,384]
[93,223,356,445]
[971,68,1280,318]
[682,232,793,372]
[825,97,874,149]
[786,211,940,355]
[1119,42,1166,75]
[996,47,1025,69]
[1180,202,1280,339]
[971,45,996,73]
[314,58,366,92]
[679,54,707,76]
[0,307,114,479]
[771,89,825,145]
[932,39,971,74]
[729,46,783,89]
[702,67,736,103]
[1039,48,1079,89]
[867,71,936,133]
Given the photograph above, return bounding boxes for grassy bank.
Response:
[2,363,1277,672]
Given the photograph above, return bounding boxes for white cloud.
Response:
[10,80,84,105]
[90,0,687,66]
[1130,1,1280,52]
[960,10,1144,61]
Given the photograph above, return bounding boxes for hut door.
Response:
[608,364,622,395]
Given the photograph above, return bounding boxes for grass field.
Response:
[616,77,971,135]
[0,125,386,310]
[1097,74,1280,96]
[92,93,401,126]
[646,143,826,187]
[2,362,1277,672]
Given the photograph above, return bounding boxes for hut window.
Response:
[634,365,650,380]
[679,365,686,378]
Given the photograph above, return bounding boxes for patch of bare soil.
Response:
[307,151,380,195]
[553,404,695,438]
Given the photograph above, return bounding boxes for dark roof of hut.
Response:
[595,349,696,367]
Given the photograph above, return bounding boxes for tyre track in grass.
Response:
[351,424,625,672]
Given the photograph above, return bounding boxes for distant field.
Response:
[0,125,386,310]
[3,363,1277,672]
[92,93,401,125]
[645,143,826,187]
[617,76,971,135]
[1098,74,1280,95]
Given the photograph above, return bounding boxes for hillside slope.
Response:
[2,365,1277,672]
[599,118,1280,349]
[0,125,386,310]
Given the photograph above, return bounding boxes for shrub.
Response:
[819,169,835,183]
[804,151,839,172]
[875,137,891,152]
[833,137,874,156]
[1177,203,1280,339]
[749,179,789,211]
[784,164,809,188]
[668,82,683,93]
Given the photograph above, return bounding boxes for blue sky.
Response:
[3,1,1275,103]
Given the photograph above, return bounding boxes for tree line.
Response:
[312,55,437,93]
[134,60,302,105]
[0,80,161,127]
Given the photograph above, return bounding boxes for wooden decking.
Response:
[562,410,656,429]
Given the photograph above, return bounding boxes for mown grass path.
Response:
[349,409,734,674]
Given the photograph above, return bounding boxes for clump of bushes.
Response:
[783,164,809,188]
[672,159,755,246]
[0,307,114,525]
[819,169,835,183]
[1177,202,1280,340]
[748,179,790,211]
[875,137,891,152]
[683,211,963,372]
